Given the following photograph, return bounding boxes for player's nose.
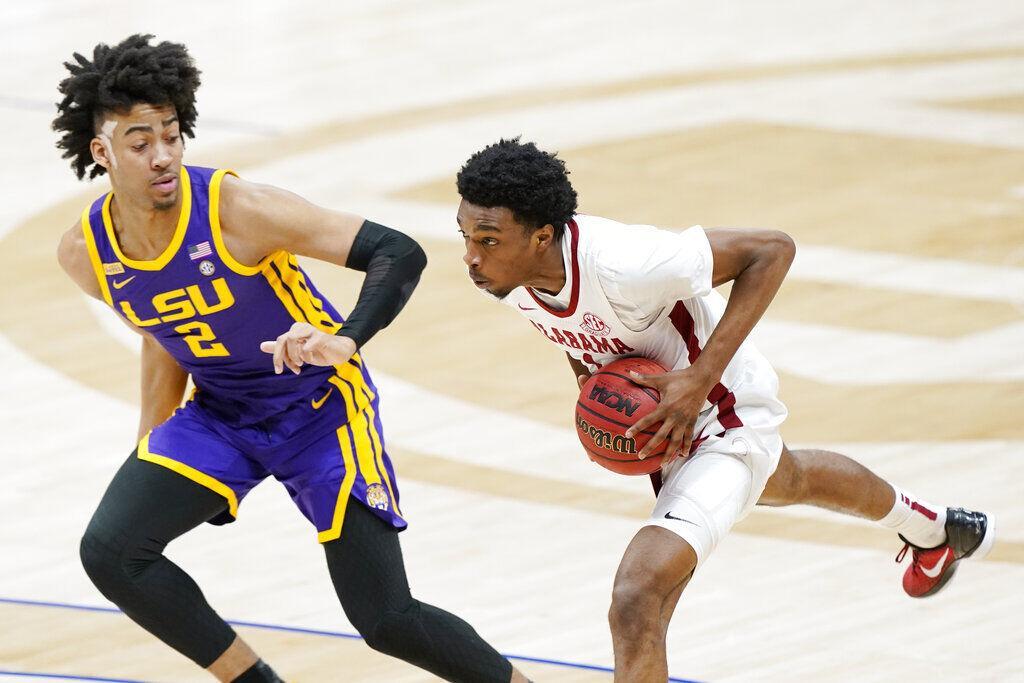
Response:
[152,142,173,169]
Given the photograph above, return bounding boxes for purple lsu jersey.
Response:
[80,165,375,426]
[80,166,404,540]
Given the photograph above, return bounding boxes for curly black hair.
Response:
[52,34,201,179]
[456,137,578,236]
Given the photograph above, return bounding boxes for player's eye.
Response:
[132,142,147,151]
[483,238,498,246]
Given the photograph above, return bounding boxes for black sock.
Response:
[232,660,283,683]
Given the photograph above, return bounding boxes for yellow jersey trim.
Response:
[137,432,239,517]
[209,168,282,275]
[276,255,342,333]
[80,205,113,306]
[262,252,312,322]
[351,411,381,487]
[364,401,403,518]
[286,254,340,329]
[317,426,358,543]
[102,166,193,271]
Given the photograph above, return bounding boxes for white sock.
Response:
[877,485,948,548]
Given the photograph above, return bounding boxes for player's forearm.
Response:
[335,220,427,348]
[137,337,189,441]
[693,231,795,384]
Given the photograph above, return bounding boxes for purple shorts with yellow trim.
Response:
[141,378,405,543]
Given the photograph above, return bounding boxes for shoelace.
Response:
[895,543,911,564]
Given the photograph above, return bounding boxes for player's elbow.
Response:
[761,229,796,268]
[406,238,428,275]
[56,227,80,275]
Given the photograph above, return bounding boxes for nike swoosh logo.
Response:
[112,276,136,289]
[517,304,536,311]
[664,512,699,525]
[921,547,951,578]
[311,386,334,410]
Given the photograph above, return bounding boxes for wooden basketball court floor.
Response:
[2,2,1022,681]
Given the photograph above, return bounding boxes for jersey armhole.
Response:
[209,169,282,275]
[79,205,113,306]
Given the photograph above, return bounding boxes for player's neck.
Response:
[108,190,182,260]
[525,235,566,295]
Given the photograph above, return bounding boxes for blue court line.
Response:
[1,597,701,683]
[0,672,144,682]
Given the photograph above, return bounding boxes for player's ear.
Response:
[90,137,111,171]
[534,223,555,248]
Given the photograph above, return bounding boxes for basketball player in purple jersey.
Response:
[53,35,528,683]
[455,138,994,681]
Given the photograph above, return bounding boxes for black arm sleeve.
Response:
[336,220,427,348]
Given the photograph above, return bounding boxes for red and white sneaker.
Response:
[896,507,995,598]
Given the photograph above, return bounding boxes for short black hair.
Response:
[456,137,578,236]
[52,34,201,179]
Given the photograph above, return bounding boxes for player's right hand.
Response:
[259,322,357,374]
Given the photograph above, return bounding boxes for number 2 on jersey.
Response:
[174,321,229,357]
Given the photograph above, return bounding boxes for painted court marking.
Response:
[0,598,701,683]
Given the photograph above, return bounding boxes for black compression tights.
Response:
[80,453,513,682]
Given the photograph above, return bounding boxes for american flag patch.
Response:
[188,241,212,260]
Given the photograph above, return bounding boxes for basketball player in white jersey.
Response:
[454,138,995,681]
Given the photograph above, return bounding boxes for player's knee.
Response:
[80,525,128,596]
[360,603,419,656]
[764,448,811,506]
[79,521,151,600]
[608,575,661,636]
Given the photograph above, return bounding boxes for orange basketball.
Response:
[575,357,668,475]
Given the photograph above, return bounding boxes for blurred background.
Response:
[2,2,1022,681]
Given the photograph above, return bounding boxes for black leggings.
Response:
[80,453,512,682]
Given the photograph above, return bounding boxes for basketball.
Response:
[575,357,668,475]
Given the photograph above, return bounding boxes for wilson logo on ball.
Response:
[576,414,638,454]
[589,384,641,417]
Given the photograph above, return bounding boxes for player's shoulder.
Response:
[576,217,710,306]
[217,171,310,229]
[56,218,102,299]
[575,214,702,264]
[217,170,257,211]
[573,213,696,248]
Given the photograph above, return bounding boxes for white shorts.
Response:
[645,424,783,567]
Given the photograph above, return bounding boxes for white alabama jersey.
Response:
[501,214,788,441]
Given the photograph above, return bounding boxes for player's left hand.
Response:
[625,366,716,464]
[259,322,357,374]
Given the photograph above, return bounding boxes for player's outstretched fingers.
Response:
[626,371,666,437]
[665,423,689,463]
[628,370,662,389]
[269,333,288,374]
[627,406,663,439]
[638,419,674,460]
[285,336,307,374]
[679,423,695,457]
